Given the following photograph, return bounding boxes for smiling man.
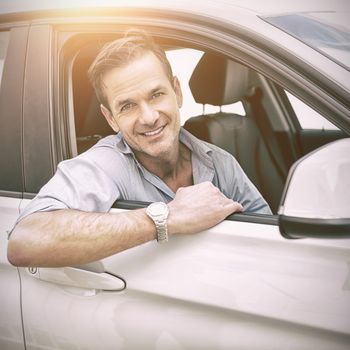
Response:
[98,50,189,192]
[8,30,271,267]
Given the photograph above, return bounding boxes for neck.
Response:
[136,142,193,192]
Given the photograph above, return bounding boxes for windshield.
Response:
[263,12,350,71]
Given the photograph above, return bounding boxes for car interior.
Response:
[71,40,297,214]
[70,37,345,214]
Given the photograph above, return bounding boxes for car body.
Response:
[0,1,349,349]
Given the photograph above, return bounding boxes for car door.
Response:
[10,9,350,350]
[17,205,350,349]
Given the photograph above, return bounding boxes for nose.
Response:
[139,102,159,126]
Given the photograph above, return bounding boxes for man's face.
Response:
[100,52,183,162]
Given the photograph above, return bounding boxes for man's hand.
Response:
[167,182,243,235]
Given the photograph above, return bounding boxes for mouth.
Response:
[142,125,165,137]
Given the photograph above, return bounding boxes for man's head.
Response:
[88,29,183,163]
[88,29,174,111]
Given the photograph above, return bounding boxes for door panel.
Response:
[19,207,350,349]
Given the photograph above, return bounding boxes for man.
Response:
[8,30,271,268]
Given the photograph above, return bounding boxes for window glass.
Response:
[166,48,245,125]
[0,31,10,88]
[286,91,339,130]
[263,13,350,71]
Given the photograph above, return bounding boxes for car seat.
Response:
[184,53,287,213]
[72,55,114,154]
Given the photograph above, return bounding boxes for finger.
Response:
[225,200,243,212]
[234,202,244,212]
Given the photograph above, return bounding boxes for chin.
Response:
[147,144,172,159]
[147,148,168,158]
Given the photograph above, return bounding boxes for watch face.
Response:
[147,202,168,217]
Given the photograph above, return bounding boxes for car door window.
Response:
[285,91,339,130]
[165,48,245,124]
[0,28,26,195]
[284,90,347,157]
[69,40,287,214]
[0,31,9,88]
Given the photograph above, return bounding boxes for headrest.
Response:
[189,53,250,106]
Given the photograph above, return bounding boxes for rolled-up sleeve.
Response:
[16,155,120,223]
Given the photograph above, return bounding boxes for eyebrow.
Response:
[150,85,165,94]
[113,84,167,111]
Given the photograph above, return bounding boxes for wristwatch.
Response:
[146,202,169,243]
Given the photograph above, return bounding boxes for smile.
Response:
[142,126,165,137]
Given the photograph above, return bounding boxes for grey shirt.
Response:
[18,128,271,221]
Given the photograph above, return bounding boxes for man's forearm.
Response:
[8,182,243,268]
[8,208,156,267]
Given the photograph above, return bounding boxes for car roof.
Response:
[0,0,347,17]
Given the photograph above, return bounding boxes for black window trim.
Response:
[113,200,278,226]
[9,192,278,225]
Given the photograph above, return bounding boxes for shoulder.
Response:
[88,134,121,153]
[58,134,133,178]
[79,134,128,164]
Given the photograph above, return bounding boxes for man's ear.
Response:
[173,76,183,109]
[100,104,119,133]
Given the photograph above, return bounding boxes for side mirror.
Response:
[278,138,350,239]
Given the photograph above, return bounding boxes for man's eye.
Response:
[120,103,134,112]
[152,92,164,99]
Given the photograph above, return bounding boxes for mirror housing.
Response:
[278,138,350,239]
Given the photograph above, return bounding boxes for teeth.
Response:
[144,126,163,136]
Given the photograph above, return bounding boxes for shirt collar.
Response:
[179,127,213,164]
[115,132,133,155]
[179,128,215,183]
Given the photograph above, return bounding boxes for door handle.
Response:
[27,267,125,291]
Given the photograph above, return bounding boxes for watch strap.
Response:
[154,217,168,243]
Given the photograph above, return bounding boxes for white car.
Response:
[0,1,349,349]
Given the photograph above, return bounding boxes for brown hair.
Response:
[88,29,174,110]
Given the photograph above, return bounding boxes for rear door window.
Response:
[0,31,10,88]
[285,91,339,130]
